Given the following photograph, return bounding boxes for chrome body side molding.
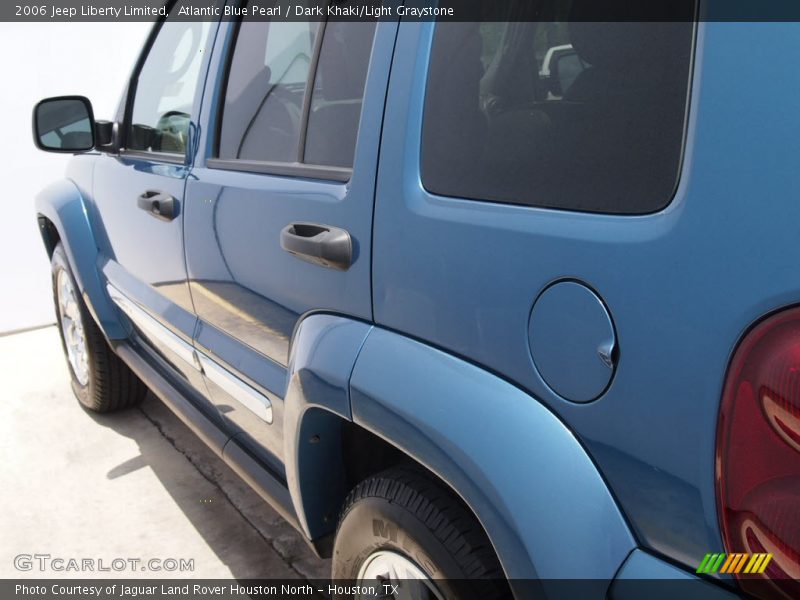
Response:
[107,284,273,424]
[107,284,197,367]
[197,353,273,423]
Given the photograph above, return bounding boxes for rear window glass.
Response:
[421,4,695,214]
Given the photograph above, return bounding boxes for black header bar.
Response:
[7,0,800,22]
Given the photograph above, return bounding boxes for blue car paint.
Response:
[34,7,782,593]
[371,18,800,570]
[181,18,399,473]
[283,313,373,539]
[349,327,636,584]
[528,280,617,403]
[90,150,196,346]
[85,17,220,348]
[35,162,129,340]
[610,550,737,600]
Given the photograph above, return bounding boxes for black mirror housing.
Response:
[94,120,117,148]
[33,95,95,153]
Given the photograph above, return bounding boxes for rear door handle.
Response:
[280,222,352,271]
[137,190,177,221]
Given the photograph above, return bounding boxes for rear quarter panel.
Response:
[372,19,800,571]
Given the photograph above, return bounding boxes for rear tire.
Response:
[51,242,146,412]
[332,466,510,600]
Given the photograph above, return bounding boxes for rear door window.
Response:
[421,4,695,214]
[217,2,376,171]
[218,19,320,162]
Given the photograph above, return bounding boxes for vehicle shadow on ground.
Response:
[86,392,329,580]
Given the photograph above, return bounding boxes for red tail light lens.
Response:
[717,307,800,598]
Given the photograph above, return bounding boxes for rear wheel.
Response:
[332,467,510,600]
[51,242,146,412]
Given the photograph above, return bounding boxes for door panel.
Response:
[95,159,197,385]
[92,7,218,413]
[185,17,397,467]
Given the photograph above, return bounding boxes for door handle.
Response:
[137,190,177,221]
[280,222,352,271]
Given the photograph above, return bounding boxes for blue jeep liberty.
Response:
[31,0,800,598]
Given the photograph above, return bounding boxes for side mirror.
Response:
[32,96,95,153]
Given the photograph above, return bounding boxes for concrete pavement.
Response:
[0,326,329,579]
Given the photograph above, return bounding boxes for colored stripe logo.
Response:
[696,553,772,574]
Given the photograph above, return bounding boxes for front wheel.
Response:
[51,242,146,412]
[332,467,510,600]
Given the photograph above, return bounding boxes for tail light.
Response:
[717,307,800,599]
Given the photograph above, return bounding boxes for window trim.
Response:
[120,1,181,162]
[296,19,327,164]
[210,6,242,163]
[210,3,354,182]
[206,158,350,182]
[122,150,187,165]
[120,0,216,164]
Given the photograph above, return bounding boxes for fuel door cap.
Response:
[528,281,617,403]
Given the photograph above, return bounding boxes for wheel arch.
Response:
[283,315,470,555]
[282,313,374,550]
[284,317,636,590]
[347,328,636,587]
[35,178,127,340]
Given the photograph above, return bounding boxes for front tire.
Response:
[51,242,146,412]
[332,467,510,600]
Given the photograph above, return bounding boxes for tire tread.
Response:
[82,306,146,412]
[52,243,146,413]
[338,466,507,585]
